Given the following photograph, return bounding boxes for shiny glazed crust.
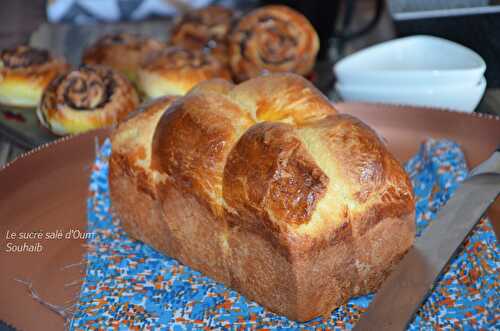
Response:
[82,33,165,83]
[37,65,139,135]
[228,5,319,82]
[109,73,415,321]
[0,45,69,108]
[137,46,231,98]
[169,5,235,65]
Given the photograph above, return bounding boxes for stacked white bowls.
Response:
[334,35,487,113]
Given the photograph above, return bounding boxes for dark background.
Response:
[0,0,46,49]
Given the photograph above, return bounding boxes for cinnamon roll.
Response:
[169,5,235,65]
[82,33,165,83]
[228,5,319,82]
[37,65,139,135]
[0,45,69,108]
[137,46,231,98]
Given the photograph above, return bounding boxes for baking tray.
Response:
[0,106,58,149]
[0,103,499,330]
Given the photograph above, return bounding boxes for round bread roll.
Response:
[228,5,319,82]
[169,5,235,65]
[82,33,165,83]
[37,65,139,135]
[137,46,231,98]
[0,45,69,108]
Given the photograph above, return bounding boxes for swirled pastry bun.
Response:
[228,5,319,82]
[169,5,235,65]
[82,33,165,83]
[37,65,139,135]
[137,46,231,98]
[0,45,69,108]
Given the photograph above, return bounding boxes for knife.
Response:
[353,148,500,331]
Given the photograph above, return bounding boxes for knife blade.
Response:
[354,150,500,331]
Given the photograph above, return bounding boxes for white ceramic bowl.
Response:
[334,35,486,87]
[336,76,486,113]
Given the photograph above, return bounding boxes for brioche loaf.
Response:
[109,73,415,321]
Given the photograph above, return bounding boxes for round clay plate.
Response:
[0,104,499,330]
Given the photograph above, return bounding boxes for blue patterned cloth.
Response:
[71,139,499,330]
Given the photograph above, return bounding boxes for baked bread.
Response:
[228,5,319,82]
[137,46,231,98]
[82,33,165,83]
[109,73,415,321]
[0,45,69,108]
[169,5,235,65]
[37,65,139,135]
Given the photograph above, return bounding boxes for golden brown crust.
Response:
[228,5,319,82]
[223,122,329,227]
[152,89,255,217]
[109,73,415,321]
[111,95,177,170]
[37,65,139,135]
[137,46,232,98]
[228,73,336,124]
[187,77,235,96]
[110,95,232,284]
[109,96,182,257]
[169,5,235,65]
[82,33,165,83]
[0,45,69,108]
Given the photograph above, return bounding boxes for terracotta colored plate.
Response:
[0,104,499,331]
